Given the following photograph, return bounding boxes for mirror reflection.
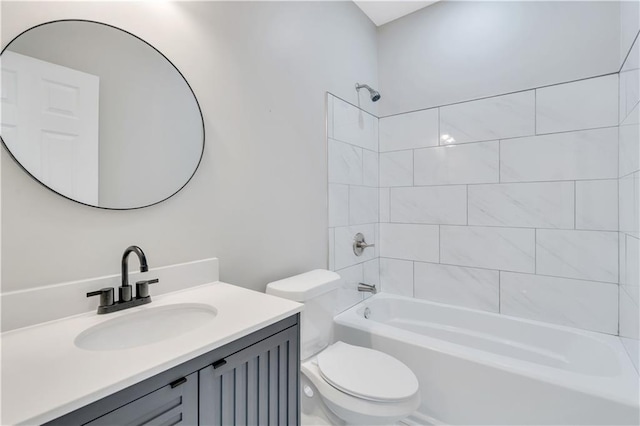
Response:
[1,20,204,209]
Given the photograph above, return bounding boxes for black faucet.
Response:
[122,245,148,284]
[87,245,159,314]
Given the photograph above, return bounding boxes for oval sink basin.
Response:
[75,303,217,351]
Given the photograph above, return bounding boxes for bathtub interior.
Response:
[351,294,627,377]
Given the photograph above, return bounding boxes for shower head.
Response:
[356,83,381,102]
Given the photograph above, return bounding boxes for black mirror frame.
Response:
[0,19,205,210]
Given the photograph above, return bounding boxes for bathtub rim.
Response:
[334,292,640,409]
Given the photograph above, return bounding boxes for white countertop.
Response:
[1,282,302,425]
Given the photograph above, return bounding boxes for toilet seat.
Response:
[317,342,419,402]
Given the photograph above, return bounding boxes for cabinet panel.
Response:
[84,372,197,426]
[199,326,299,426]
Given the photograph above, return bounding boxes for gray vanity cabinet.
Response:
[45,315,299,426]
[84,372,198,426]
[199,325,298,426]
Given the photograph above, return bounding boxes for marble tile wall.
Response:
[378,74,621,334]
[618,35,640,372]
[327,94,379,314]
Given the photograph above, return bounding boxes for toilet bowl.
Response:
[266,270,420,425]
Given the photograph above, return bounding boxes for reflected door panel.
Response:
[1,51,99,205]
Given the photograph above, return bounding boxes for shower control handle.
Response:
[353,233,375,256]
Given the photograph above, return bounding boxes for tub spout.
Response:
[358,283,377,294]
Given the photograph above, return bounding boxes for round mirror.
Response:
[0,20,204,209]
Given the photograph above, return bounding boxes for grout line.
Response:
[438,225,441,263]
[534,89,538,135]
[373,177,620,189]
[466,185,469,225]
[437,107,441,142]
[573,181,577,229]
[412,261,415,297]
[411,149,415,186]
[618,69,622,127]
[377,257,619,286]
[498,271,501,314]
[534,229,537,274]
[498,140,501,182]
[619,29,640,74]
[379,122,617,153]
[378,72,619,119]
[327,137,378,154]
[383,221,618,233]
[520,124,618,138]
[327,91,379,119]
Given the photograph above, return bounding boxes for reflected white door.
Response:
[1,51,99,205]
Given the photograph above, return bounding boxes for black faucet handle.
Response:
[135,278,159,299]
[87,288,115,307]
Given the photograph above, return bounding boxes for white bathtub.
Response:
[334,293,640,425]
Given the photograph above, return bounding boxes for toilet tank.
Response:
[266,270,340,360]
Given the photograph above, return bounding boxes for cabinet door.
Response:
[84,372,198,426]
[199,326,299,426]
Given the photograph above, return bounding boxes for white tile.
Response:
[380,151,413,187]
[363,258,380,287]
[327,94,334,139]
[439,91,535,144]
[536,230,618,283]
[379,188,390,223]
[363,258,380,300]
[500,127,618,183]
[620,36,640,123]
[328,228,335,271]
[621,337,640,374]
[619,287,639,340]
[349,186,378,225]
[333,98,378,151]
[626,235,640,289]
[440,226,535,273]
[468,182,574,229]
[379,108,438,152]
[334,264,364,314]
[500,272,618,334]
[328,138,362,185]
[362,149,379,187]
[619,103,639,177]
[575,180,618,231]
[380,258,413,297]
[536,75,618,134]
[620,172,640,238]
[414,141,499,186]
[328,184,349,227]
[379,223,439,263]
[620,233,627,287]
[414,262,499,312]
[334,224,376,270]
[390,186,467,225]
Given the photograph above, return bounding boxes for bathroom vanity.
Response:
[1,282,302,425]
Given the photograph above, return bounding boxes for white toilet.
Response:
[266,269,420,425]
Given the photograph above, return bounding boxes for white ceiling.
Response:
[354,1,440,27]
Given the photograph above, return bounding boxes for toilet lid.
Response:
[316,341,419,402]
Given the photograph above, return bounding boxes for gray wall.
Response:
[1,1,378,292]
[377,1,621,116]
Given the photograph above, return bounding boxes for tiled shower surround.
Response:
[327,68,639,348]
[327,95,380,313]
[619,34,640,369]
